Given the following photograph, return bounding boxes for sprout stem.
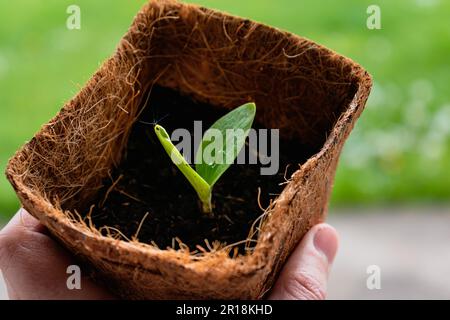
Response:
[154,124,213,215]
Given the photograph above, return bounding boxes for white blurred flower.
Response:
[430,104,450,136]
[342,135,376,169]
[405,100,428,129]
[367,81,385,108]
[420,131,445,161]
[419,104,450,161]
[384,82,403,109]
[342,126,416,168]
[370,127,415,159]
[404,79,435,129]
[409,79,434,103]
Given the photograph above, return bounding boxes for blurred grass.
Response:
[0,0,449,218]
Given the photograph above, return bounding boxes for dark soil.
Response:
[87,86,313,253]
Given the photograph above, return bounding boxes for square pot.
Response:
[5,0,371,299]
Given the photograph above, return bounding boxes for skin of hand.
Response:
[0,208,338,300]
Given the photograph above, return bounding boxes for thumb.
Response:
[268,223,339,300]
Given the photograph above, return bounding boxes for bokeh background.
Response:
[0,0,449,299]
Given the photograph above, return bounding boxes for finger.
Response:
[268,223,339,300]
[0,208,115,299]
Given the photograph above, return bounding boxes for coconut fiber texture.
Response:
[6,0,371,299]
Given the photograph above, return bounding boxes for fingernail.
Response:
[313,225,338,264]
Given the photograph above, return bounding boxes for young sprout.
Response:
[154,102,256,215]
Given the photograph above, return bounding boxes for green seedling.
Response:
[154,102,256,214]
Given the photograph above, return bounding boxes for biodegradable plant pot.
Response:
[5,0,371,299]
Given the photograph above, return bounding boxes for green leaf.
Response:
[195,103,256,186]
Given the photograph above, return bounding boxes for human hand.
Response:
[0,208,338,299]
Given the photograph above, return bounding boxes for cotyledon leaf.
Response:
[195,102,256,187]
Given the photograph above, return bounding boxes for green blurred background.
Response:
[1,0,449,219]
